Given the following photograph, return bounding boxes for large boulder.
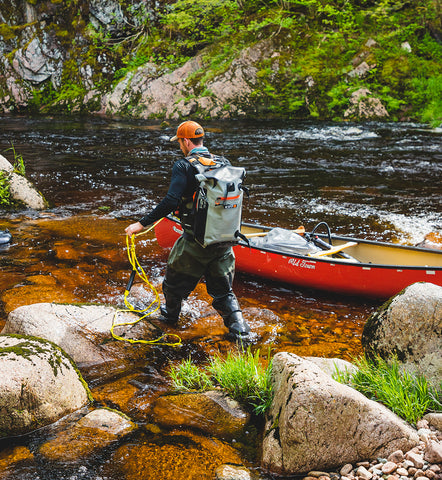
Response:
[105,57,203,119]
[0,335,91,437]
[262,352,419,476]
[362,282,442,385]
[12,34,63,87]
[2,302,159,380]
[344,87,389,120]
[8,171,48,210]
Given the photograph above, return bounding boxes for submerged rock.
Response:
[0,335,91,437]
[0,446,34,477]
[38,408,137,462]
[215,464,253,480]
[262,352,419,476]
[152,391,251,440]
[101,429,244,480]
[416,232,442,250]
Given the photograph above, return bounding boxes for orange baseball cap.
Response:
[170,121,204,142]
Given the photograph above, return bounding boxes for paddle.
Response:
[308,241,357,257]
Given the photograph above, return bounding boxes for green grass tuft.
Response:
[167,347,273,415]
[333,355,442,425]
[168,356,213,392]
[207,347,273,416]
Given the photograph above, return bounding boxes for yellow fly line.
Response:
[111,218,182,347]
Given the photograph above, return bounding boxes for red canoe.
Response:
[155,216,442,299]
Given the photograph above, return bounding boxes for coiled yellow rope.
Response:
[111,219,182,347]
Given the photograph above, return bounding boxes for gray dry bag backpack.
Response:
[187,155,248,248]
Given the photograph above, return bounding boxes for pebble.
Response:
[356,466,372,480]
[301,425,442,480]
[341,465,354,476]
[405,452,425,469]
[382,462,398,474]
[389,451,405,463]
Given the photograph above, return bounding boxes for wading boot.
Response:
[159,306,179,325]
[224,310,251,342]
[159,291,182,325]
[213,294,251,341]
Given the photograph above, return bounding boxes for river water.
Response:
[0,116,441,479]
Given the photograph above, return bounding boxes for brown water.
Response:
[0,116,441,479]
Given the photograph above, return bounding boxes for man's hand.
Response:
[125,221,145,236]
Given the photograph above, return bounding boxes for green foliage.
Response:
[208,348,274,415]
[6,143,26,176]
[168,347,273,415]
[160,0,241,55]
[168,357,213,391]
[0,171,12,208]
[0,143,26,208]
[5,0,442,125]
[333,355,442,425]
[414,75,442,127]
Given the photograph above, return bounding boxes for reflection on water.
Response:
[0,116,441,479]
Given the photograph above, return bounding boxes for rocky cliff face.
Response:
[0,0,392,120]
[0,0,148,113]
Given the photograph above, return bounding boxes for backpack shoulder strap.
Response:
[186,154,217,167]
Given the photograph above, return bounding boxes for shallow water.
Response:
[0,116,441,479]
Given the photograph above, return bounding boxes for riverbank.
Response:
[0,1,441,125]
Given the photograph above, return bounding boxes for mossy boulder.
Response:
[0,334,91,437]
[0,154,48,210]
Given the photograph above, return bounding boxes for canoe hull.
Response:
[155,217,442,299]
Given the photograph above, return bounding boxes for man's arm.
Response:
[125,161,189,234]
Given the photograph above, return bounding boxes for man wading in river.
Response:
[125,120,251,341]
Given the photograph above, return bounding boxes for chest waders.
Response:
[161,234,251,340]
[160,153,251,340]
